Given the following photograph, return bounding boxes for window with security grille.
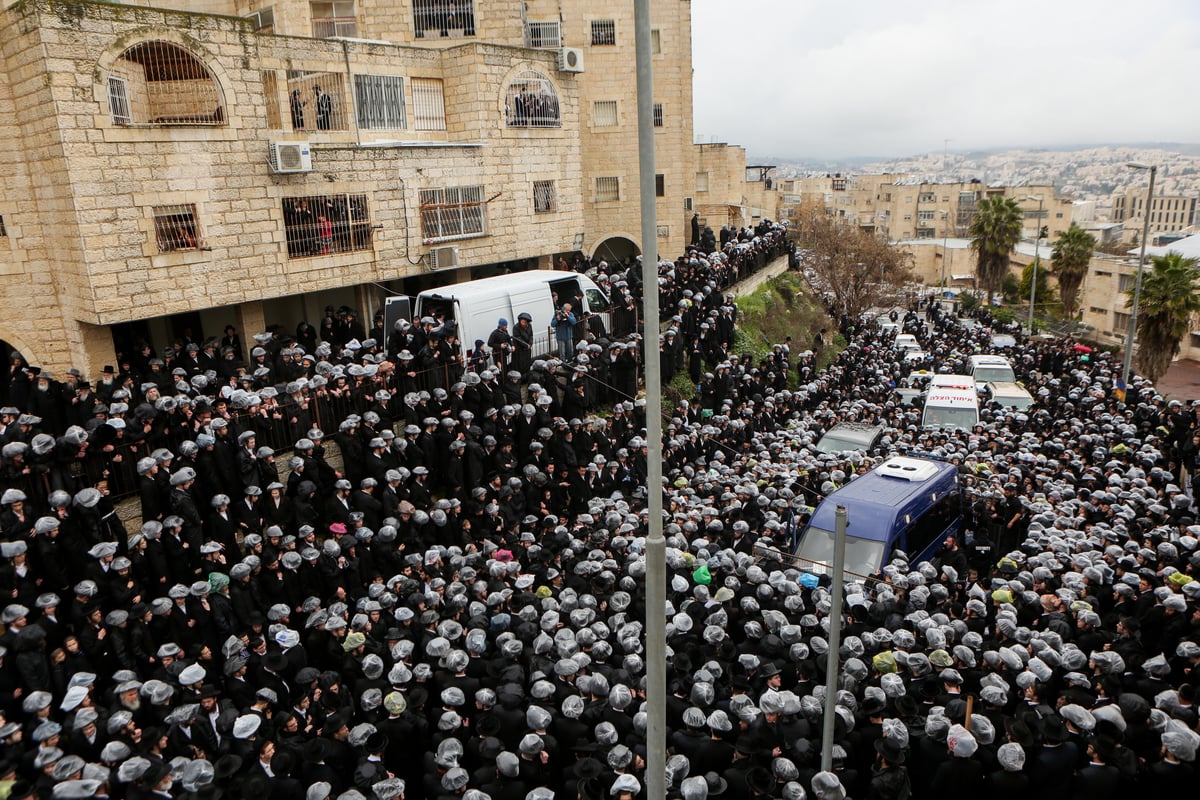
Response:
[593,100,617,127]
[533,181,557,214]
[354,74,406,130]
[412,78,447,130]
[526,21,561,48]
[505,71,560,128]
[413,0,476,39]
[311,0,357,37]
[152,205,203,253]
[653,103,663,127]
[107,77,131,125]
[595,177,619,203]
[283,194,372,259]
[419,186,487,242]
[107,42,225,126]
[591,19,616,45]
[286,70,348,131]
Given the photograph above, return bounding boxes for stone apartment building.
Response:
[778,174,1072,246]
[0,0,713,375]
[692,142,780,234]
[1110,188,1197,243]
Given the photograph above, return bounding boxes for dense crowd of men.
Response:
[0,223,1198,800]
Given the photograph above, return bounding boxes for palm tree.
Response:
[969,196,1023,303]
[1127,252,1200,383]
[1050,224,1096,318]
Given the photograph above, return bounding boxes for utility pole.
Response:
[634,2,666,799]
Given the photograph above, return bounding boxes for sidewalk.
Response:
[1158,358,1200,401]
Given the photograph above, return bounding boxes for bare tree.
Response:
[797,209,913,320]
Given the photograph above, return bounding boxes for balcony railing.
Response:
[312,16,358,38]
[413,0,476,38]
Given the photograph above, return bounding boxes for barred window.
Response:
[593,100,617,127]
[653,103,663,127]
[283,194,372,259]
[261,71,283,129]
[412,78,447,130]
[153,205,203,253]
[504,70,560,128]
[107,77,131,125]
[354,74,406,130]
[595,177,619,203]
[533,181,557,214]
[419,186,487,242]
[526,21,561,48]
[311,0,357,38]
[286,71,348,131]
[590,19,616,45]
[107,41,225,126]
[413,0,476,39]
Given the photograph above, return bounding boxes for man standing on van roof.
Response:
[551,303,576,361]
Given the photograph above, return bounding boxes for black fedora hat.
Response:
[875,736,907,765]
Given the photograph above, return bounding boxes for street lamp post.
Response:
[1024,196,1044,333]
[940,211,950,292]
[1121,162,1157,395]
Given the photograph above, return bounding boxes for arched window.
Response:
[504,70,560,128]
[106,41,225,126]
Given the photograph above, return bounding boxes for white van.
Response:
[413,270,613,362]
[968,355,1015,390]
[921,374,979,430]
[894,334,921,352]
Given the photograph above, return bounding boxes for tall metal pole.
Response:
[1121,164,1156,393]
[633,1,665,798]
[940,211,950,291]
[820,505,848,772]
[1027,196,1043,333]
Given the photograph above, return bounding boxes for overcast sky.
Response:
[691,0,1200,160]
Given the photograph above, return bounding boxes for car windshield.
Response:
[922,406,978,429]
[974,365,1014,383]
[795,528,887,579]
[816,434,866,454]
[993,393,1033,411]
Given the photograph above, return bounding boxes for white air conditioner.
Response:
[558,47,585,73]
[268,141,313,174]
[428,245,459,270]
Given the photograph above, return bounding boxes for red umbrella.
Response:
[1073,343,1092,353]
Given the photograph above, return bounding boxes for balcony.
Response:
[312,16,357,38]
[413,0,476,39]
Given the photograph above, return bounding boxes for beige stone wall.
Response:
[693,143,781,234]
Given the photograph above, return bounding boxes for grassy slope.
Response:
[662,271,842,415]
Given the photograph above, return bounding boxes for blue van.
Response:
[793,456,962,579]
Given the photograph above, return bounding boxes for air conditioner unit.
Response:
[428,245,459,270]
[558,47,585,73]
[268,141,313,174]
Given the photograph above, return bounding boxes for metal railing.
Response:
[413,0,476,38]
[312,16,358,38]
